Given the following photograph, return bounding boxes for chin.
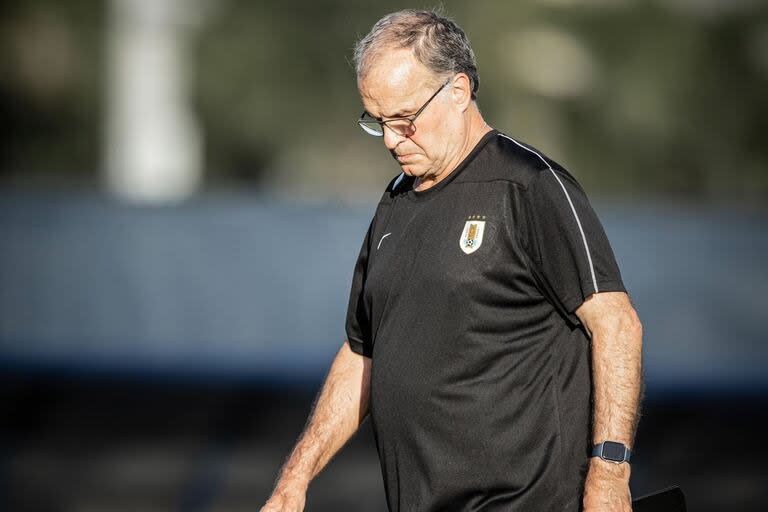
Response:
[399,164,427,177]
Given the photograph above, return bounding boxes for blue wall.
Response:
[1,193,766,395]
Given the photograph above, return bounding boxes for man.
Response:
[262,9,642,512]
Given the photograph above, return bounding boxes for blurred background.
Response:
[1,0,766,510]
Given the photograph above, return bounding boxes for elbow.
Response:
[579,292,643,350]
[619,307,643,359]
[592,304,643,350]
[624,307,642,339]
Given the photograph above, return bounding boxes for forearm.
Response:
[585,295,643,489]
[590,305,643,450]
[273,340,371,491]
[577,292,642,510]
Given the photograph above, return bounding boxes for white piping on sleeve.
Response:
[392,172,404,190]
[498,133,599,293]
[377,232,391,250]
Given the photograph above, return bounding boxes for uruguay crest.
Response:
[459,218,486,254]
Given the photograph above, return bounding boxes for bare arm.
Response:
[576,291,643,511]
[261,340,372,512]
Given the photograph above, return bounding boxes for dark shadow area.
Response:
[0,372,765,512]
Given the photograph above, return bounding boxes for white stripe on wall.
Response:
[498,133,599,293]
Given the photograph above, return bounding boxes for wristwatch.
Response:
[591,441,632,464]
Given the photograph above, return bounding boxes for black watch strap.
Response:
[591,441,632,463]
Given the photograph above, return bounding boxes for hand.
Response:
[582,458,632,511]
[260,482,307,512]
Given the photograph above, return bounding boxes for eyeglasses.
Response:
[358,79,451,137]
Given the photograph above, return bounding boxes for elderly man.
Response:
[262,9,642,512]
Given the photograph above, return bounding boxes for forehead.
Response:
[358,48,440,117]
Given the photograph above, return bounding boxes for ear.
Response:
[449,73,473,112]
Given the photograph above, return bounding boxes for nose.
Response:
[382,126,406,151]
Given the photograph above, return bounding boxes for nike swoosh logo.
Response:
[377,232,392,250]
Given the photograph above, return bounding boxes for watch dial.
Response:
[602,441,626,461]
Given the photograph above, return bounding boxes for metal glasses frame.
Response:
[357,78,451,137]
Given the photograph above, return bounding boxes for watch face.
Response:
[602,441,626,462]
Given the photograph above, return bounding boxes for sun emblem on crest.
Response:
[459,215,486,254]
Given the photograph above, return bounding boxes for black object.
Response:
[591,440,632,463]
[632,486,686,512]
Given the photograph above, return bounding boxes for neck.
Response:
[414,108,492,192]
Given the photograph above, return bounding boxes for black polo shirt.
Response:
[345,130,626,511]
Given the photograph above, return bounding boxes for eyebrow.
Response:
[385,108,415,119]
[368,78,451,121]
[374,106,417,120]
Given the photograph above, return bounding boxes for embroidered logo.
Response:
[459,216,486,254]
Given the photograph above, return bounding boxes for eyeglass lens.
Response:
[359,116,416,137]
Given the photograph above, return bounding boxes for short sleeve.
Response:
[345,219,374,357]
[522,169,626,324]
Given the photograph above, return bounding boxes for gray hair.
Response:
[353,9,480,100]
